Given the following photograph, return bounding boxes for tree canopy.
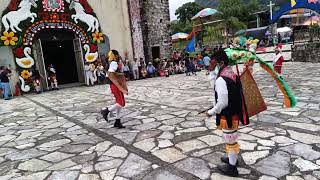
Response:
[217,0,259,33]
[175,2,203,23]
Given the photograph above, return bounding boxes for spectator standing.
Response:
[122,62,130,80]
[132,58,139,80]
[203,54,211,75]
[97,63,106,84]
[84,63,94,86]
[0,66,12,100]
[184,53,191,76]
[32,69,43,94]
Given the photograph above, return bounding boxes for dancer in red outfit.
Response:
[101,50,128,129]
[273,44,284,76]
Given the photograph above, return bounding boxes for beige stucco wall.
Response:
[88,0,133,60]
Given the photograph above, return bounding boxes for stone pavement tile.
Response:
[114,176,129,180]
[157,132,174,140]
[132,122,161,131]
[191,148,212,157]
[197,135,224,147]
[175,139,207,153]
[281,122,320,132]
[162,118,184,125]
[47,171,79,180]
[0,147,18,156]
[239,140,257,151]
[258,175,277,180]
[135,130,162,142]
[288,130,320,144]
[95,141,112,152]
[293,158,320,172]
[210,173,247,180]
[271,136,298,145]
[152,148,186,163]
[40,152,75,163]
[286,176,304,180]
[249,130,276,138]
[133,138,155,152]
[18,158,52,171]
[180,121,204,128]
[47,159,77,170]
[142,169,184,180]
[259,115,285,124]
[71,154,96,164]
[117,153,152,178]
[103,146,128,158]
[5,149,47,161]
[158,140,173,148]
[111,131,136,143]
[175,127,207,135]
[242,151,270,165]
[78,174,100,180]
[0,135,16,142]
[257,140,275,147]
[59,144,92,153]
[95,159,123,172]
[100,169,117,180]
[313,171,320,179]
[201,152,224,165]
[11,171,51,180]
[38,139,71,148]
[280,143,320,161]
[174,157,210,179]
[254,151,291,178]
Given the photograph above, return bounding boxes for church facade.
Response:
[0,0,171,93]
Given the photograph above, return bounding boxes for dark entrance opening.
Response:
[38,30,79,85]
[151,46,160,59]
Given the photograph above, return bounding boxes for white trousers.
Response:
[133,69,139,80]
[86,72,95,86]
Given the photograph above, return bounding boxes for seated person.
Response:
[146,62,156,78]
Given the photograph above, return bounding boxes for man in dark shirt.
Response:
[184,53,191,76]
[0,66,12,100]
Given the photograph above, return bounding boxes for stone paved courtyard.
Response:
[1,62,320,180]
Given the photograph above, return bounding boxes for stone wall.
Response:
[128,0,145,60]
[292,42,320,63]
[141,0,172,61]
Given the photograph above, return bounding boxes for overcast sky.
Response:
[169,0,194,21]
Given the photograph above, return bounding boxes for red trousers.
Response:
[274,56,284,74]
[110,83,125,107]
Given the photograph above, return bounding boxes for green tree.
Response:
[175,2,203,23]
[170,20,193,34]
[217,0,259,36]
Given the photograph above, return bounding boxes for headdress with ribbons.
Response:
[222,48,296,108]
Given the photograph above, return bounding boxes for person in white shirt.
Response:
[206,50,249,177]
[97,63,106,84]
[47,64,58,90]
[132,58,139,80]
[84,63,95,86]
[101,50,128,129]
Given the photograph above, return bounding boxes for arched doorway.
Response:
[34,29,84,89]
[0,0,104,92]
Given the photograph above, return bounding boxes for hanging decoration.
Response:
[0,0,104,92]
[84,44,98,62]
[15,47,35,68]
